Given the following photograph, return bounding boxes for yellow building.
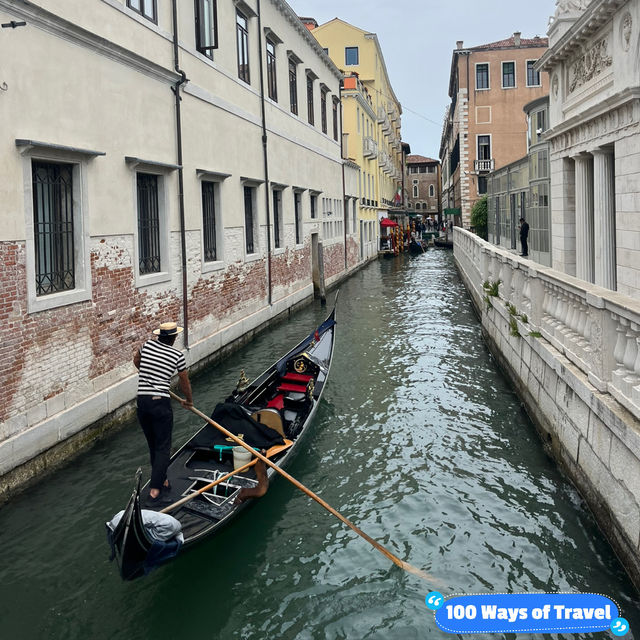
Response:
[309,18,405,241]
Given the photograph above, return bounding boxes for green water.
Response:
[0,251,638,639]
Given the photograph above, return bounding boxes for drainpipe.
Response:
[256,0,273,305]
[340,80,347,272]
[172,0,189,346]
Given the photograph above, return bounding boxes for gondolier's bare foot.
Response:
[236,460,269,504]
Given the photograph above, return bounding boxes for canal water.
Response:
[0,250,638,640]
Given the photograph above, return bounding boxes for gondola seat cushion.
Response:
[267,394,284,410]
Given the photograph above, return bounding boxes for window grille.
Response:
[244,186,254,253]
[137,173,161,274]
[32,161,75,296]
[202,180,217,261]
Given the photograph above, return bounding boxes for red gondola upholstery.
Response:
[267,395,284,410]
[283,372,313,383]
[277,382,308,393]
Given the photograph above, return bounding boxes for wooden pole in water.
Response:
[171,391,441,586]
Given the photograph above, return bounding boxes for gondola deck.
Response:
[107,303,337,580]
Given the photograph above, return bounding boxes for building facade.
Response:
[309,18,405,236]
[487,96,552,266]
[440,33,549,227]
[538,0,640,298]
[0,0,360,490]
[406,155,441,220]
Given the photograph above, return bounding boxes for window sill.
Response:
[476,87,490,91]
[245,252,262,263]
[526,84,542,88]
[202,259,225,274]
[136,271,171,288]
[501,86,517,90]
[28,288,91,315]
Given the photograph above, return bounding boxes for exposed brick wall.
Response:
[346,236,359,269]
[271,244,311,290]
[89,238,181,380]
[0,229,346,441]
[190,258,268,325]
[324,241,345,280]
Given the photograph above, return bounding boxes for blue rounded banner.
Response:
[433,593,620,634]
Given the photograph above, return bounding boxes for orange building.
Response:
[440,33,548,226]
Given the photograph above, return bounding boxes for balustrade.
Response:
[454,227,640,421]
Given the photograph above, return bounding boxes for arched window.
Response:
[429,185,435,198]
[412,185,418,198]
[415,202,421,210]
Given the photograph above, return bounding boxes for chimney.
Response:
[299,17,318,31]
[513,31,521,46]
[456,40,464,50]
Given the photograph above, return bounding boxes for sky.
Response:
[287,0,557,159]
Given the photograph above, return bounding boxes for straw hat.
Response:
[153,322,184,336]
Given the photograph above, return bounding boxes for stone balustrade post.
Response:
[529,270,544,327]
[585,293,616,391]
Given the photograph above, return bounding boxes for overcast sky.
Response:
[287,0,557,159]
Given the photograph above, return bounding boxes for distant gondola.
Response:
[107,302,337,580]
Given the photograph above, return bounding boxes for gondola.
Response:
[106,302,337,581]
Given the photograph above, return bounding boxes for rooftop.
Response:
[458,34,548,52]
[407,155,439,164]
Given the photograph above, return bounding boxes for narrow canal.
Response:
[1,250,638,640]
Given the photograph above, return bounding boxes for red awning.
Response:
[380,218,399,228]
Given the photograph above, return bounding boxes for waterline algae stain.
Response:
[0,252,638,639]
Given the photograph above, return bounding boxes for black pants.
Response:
[521,236,529,256]
[137,395,173,490]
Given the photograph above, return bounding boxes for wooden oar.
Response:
[171,391,441,585]
[160,440,293,514]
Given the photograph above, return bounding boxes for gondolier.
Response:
[134,321,193,505]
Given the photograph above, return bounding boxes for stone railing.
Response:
[454,227,640,421]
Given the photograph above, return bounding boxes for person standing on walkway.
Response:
[519,217,530,257]
[134,321,193,504]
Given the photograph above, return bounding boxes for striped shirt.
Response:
[137,339,187,397]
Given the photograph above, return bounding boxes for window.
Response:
[137,173,161,274]
[332,97,339,141]
[32,161,75,295]
[345,46,359,66]
[244,186,256,254]
[289,58,298,115]
[478,135,491,160]
[478,176,487,194]
[321,87,328,134]
[266,38,277,101]
[527,60,540,87]
[236,10,250,84]
[502,61,515,88]
[294,192,302,244]
[127,0,156,22]
[476,63,489,90]
[323,47,329,55]
[429,185,435,198]
[201,180,218,262]
[412,184,418,198]
[272,189,282,249]
[310,194,317,219]
[195,0,218,58]
[307,75,314,125]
